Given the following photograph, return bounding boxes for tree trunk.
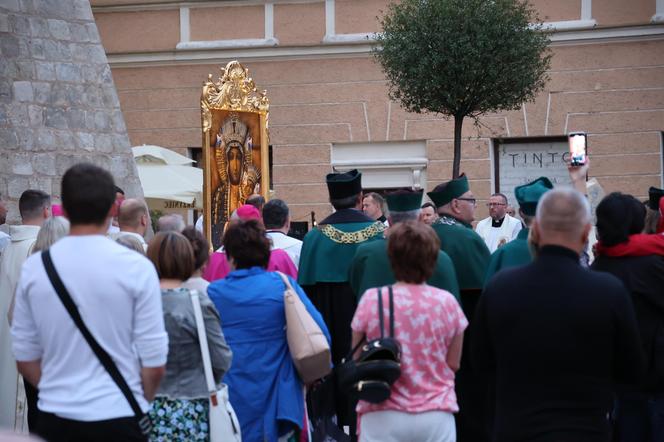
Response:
[452,115,463,178]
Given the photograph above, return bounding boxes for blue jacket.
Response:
[208,267,331,442]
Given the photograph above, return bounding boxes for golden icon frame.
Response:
[200,60,270,249]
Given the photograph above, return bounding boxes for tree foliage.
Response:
[374,0,552,177]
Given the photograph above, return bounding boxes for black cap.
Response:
[386,189,424,212]
[326,169,362,200]
[649,187,664,210]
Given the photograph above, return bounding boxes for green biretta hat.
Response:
[386,190,424,212]
[515,177,554,216]
[427,174,469,208]
[326,169,362,200]
[648,187,664,210]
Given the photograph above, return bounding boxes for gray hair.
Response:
[389,209,421,224]
[157,214,185,232]
[536,188,591,236]
[116,234,146,255]
[32,217,70,254]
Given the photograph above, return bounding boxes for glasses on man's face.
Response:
[456,197,477,206]
[486,202,506,207]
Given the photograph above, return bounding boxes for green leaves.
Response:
[374,0,551,118]
[374,0,551,177]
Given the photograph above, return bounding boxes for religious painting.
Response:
[201,61,270,249]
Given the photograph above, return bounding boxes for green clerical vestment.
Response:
[431,216,490,291]
[349,238,460,300]
[297,211,385,428]
[484,228,532,286]
[298,220,385,285]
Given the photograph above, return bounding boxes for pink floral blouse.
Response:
[351,283,468,418]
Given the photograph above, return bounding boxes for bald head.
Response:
[532,188,591,254]
[118,199,149,235]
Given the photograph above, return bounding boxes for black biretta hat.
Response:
[326,169,362,200]
[386,189,423,212]
[649,187,664,210]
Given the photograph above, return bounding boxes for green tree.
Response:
[374,0,552,178]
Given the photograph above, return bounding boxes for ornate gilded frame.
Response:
[201,61,270,249]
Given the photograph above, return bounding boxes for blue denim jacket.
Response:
[155,288,232,400]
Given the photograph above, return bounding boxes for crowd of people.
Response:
[0,160,663,442]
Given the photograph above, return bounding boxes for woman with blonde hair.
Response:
[32,216,69,254]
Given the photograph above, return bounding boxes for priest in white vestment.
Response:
[0,190,50,431]
[475,193,522,253]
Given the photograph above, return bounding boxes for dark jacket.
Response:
[592,254,664,392]
[472,245,645,442]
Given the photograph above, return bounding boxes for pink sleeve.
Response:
[351,289,375,333]
[268,249,298,279]
[202,252,230,282]
[449,296,468,336]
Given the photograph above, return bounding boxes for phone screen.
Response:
[568,132,587,166]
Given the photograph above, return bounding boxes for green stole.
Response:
[298,221,384,286]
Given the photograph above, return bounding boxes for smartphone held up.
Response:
[568,132,588,166]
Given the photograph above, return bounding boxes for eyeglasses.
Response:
[486,203,506,207]
[456,197,477,206]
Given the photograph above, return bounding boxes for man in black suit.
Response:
[473,187,645,442]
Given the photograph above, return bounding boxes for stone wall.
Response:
[0,0,142,223]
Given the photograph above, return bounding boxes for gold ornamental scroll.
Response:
[201,61,270,250]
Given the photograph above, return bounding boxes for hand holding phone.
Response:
[568,132,588,166]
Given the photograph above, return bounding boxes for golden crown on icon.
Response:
[221,112,248,149]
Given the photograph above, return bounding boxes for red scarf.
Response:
[658,199,664,234]
[595,234,664,257]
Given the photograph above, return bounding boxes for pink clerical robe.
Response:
[202,249,298,282]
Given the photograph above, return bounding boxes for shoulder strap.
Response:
[41,250,143,418]
[189,290,219,402]
[388,286,395,338]
[276,271,295,292]
[378,287,385,339]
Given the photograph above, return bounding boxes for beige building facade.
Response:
[91,0,664,225]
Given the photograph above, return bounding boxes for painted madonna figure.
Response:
[212,112,260,230]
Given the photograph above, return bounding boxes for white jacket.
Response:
[0,225,40,430]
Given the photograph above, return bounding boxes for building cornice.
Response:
[91,0,320,12]
[105,24,664,68]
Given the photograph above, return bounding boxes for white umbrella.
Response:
[133,144,195,166]
[132,145,203,208]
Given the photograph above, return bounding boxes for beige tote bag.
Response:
[277,272,331,383]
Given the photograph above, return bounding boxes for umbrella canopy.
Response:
[133,144,194,166]
[132,145,203,208]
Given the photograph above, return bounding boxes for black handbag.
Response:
[337,286,401,404]
[41,250,152,436]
